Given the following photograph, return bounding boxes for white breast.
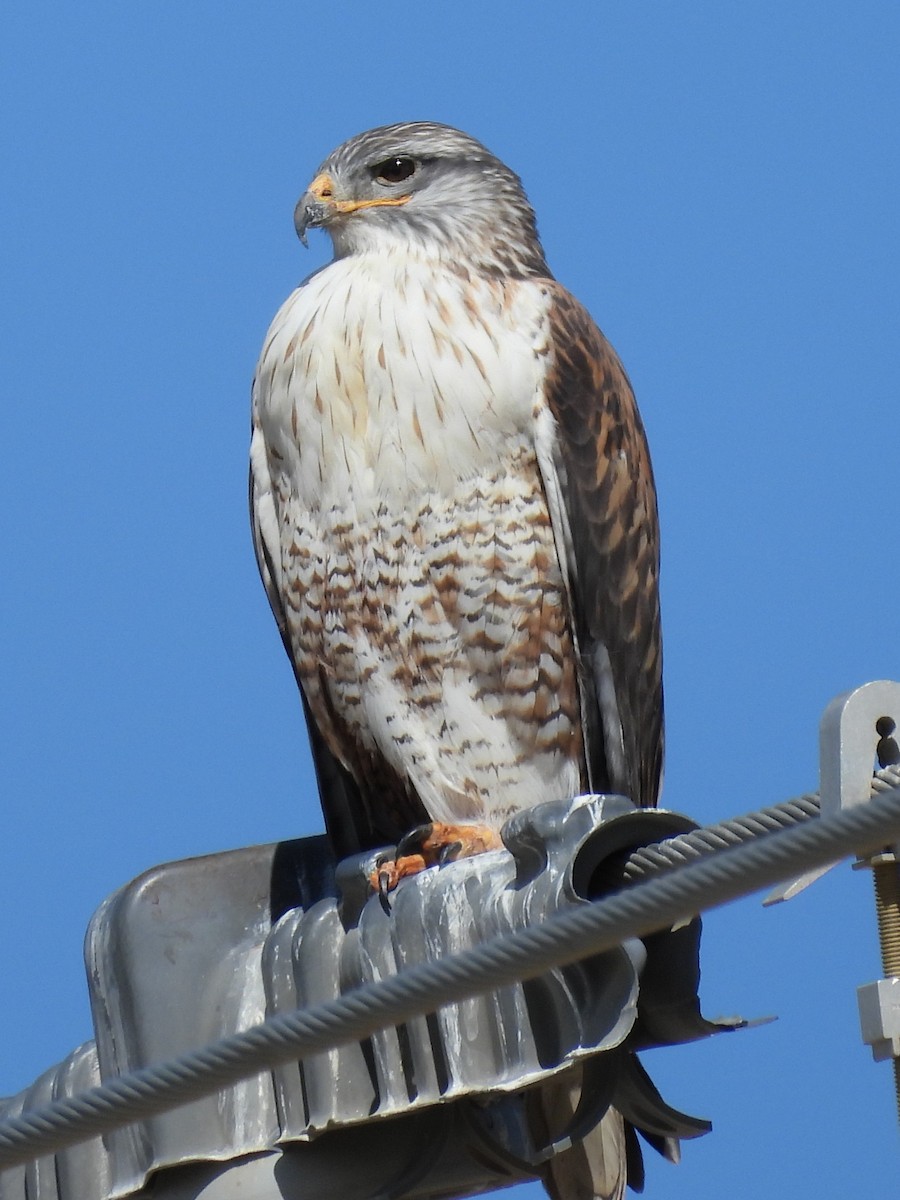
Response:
[251,252,584,827]
[253,253,553,512]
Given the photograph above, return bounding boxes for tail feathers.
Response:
[532,1067,626,1200]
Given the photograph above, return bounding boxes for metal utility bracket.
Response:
[764,680,900,905]
[762,679,900,1124]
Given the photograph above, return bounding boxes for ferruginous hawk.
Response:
[251,121,661,868]
[250,117,663,1200]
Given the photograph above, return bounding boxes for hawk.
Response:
[251,120,662,868]
[251,121,663,1200]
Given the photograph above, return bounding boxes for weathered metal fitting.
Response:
[766,680,900,904]
[853,851,900,870]
[857,978,900,1062]
[0,794,739,1200]
[820,681,900,817]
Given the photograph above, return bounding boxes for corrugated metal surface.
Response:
[0,794,732,1200]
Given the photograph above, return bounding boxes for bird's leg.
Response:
[370,822,503,902]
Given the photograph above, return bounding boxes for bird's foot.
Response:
[370,822,503,909]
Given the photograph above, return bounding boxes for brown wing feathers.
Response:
[544,285,663,809]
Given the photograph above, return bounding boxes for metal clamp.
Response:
[764,680,900,905]
[765,680,900,1124]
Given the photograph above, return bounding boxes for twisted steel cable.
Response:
[622,764,900,881]
[0,783,898,1170]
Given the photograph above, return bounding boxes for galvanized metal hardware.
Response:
[763,680,900,1124]
[823,681,900,1122]
[858,979,900,1063]
[0,795,737,1200]
[859,834,900,1119]
[764,680,900,905]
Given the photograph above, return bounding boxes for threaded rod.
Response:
[872,859,900,1123]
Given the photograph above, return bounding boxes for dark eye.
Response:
[373,156,416,185]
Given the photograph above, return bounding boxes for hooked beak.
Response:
[294,173,336,246]
[294,195,329,247]
[293,170,413,247]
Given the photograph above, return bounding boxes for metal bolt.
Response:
[872,856,900,1120]
[873,714,900,1121]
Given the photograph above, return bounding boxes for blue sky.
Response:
[1,2,898,1195]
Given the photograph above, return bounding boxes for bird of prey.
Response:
[250,120,663,1200]
[251,121,662,870]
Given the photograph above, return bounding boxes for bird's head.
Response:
[294,122,549,278]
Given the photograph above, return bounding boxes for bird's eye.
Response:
[373,157,416,185]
